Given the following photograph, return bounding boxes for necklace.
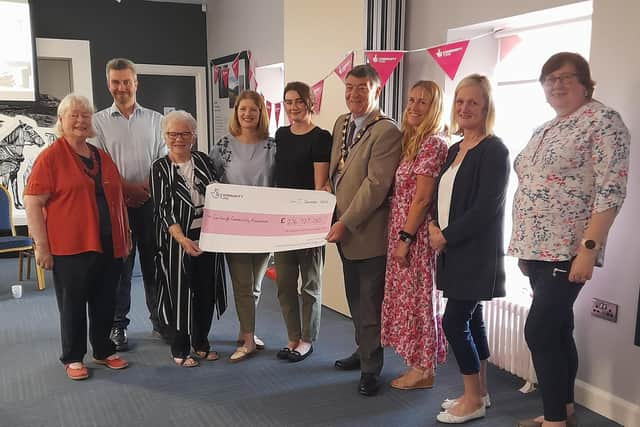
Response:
[76,146,100,178]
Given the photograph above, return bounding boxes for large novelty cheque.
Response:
[199,183,336,253]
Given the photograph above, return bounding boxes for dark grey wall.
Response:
[31,0,207,110]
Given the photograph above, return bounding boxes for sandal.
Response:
[276,347,292,360]
[173,356,199,368]
[193,350,219,361]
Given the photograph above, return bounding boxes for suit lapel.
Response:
[340,109,382,174]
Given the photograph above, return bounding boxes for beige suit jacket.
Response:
[329,110,402,260]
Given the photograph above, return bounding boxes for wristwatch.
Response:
[580,238,601,250]
[399,230,415,243]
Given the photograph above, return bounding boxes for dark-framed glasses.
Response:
[543,73,578,87]
[166,131,193,140]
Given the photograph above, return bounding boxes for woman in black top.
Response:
[273,81,331,362]
[428,75,509,424]
[151,110,227,367]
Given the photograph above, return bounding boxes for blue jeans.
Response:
[442,299,490,375]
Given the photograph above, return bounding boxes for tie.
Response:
[346,121,356,148]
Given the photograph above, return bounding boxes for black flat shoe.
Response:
[334,354,360,370]
[288,346,313,363]
[358,373,379,396]
[276,347,292,360]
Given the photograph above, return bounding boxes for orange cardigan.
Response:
[25,137,130,258]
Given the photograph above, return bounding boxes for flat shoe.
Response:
[64,364,89,380]
[277,347,292,360]
[93,355,129,370]
[436,406,486,424]
[288,346,313,362]
[237,336,265,350]
[442,394,491,410]
[193,350,219,361]
[517,414,577,427]
[173,356,199,368]
[390,374,433,390]
[229,346,256,363]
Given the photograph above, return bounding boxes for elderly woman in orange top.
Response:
[24,93,130,381]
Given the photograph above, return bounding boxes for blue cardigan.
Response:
[433,135,510,301]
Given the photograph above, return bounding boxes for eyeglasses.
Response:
[543,73,578,87]
[166,131,193,140]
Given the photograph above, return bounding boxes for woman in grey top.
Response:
[209,90,276,362]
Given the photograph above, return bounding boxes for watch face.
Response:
[584,239,596,249]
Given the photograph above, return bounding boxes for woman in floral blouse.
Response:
[509,53,630,427]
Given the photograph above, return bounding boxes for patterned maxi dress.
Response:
[381,135,448,369]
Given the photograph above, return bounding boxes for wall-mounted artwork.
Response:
[0,96,58,214]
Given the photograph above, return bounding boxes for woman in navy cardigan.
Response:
[428,74,509,424]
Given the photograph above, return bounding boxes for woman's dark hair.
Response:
[283,81,314,114]
[539,52,595,99]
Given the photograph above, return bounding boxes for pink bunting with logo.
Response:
[364,50,405,87]
[274,102,282,125]
[334,51,354,82]
[427,40,470,80]
[265,100,272,122]
[311,80,324,114]
[221,67,229,88]
[213,66,219,85]
[231,55,240,79]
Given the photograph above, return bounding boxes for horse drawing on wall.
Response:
[0,120,46,208]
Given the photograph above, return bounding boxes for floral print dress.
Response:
[381,135,448,369]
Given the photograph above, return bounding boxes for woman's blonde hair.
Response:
[228,90,270,139]
[449,74,495,137]
[54,93,96,137]
[401,80,444,161]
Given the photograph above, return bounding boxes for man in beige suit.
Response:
[326,64,402,396]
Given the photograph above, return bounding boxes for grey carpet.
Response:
[0,257,620,427]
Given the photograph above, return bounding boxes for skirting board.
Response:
[575,379,640,427]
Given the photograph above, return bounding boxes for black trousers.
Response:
[338,246,386,375]
[52,238,123,364]
[523,260,583,422]
[442,299,490,375]
[113,201,160,331]
[170,251,217,359]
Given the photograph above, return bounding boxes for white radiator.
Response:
[484,298,537,388]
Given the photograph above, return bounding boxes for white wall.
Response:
[405,1,640,425]
[283,0,366,316]
[206,0,283,68]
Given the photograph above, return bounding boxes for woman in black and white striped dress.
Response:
[150,110,227,367]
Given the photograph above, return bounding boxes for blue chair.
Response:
[0,185,45,290]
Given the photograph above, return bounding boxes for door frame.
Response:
[137,64,208,152]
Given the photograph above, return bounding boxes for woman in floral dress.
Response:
[381,80,448,389]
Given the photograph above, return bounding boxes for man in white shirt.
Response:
[91,58,167,350]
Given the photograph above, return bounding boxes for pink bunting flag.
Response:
[427,40,470,80]
[364,50,405,87]
[334,51,354,82]
[231,55,240,79]
[499,35,522,62]
[311,80,324,114]
[274,102,281,125]
[213,66,219,85]
[221,67,229,88]
[265,100,272,122]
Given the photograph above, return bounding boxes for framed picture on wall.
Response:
[210,51,250,151]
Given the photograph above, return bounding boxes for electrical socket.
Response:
[591,298,618,322]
